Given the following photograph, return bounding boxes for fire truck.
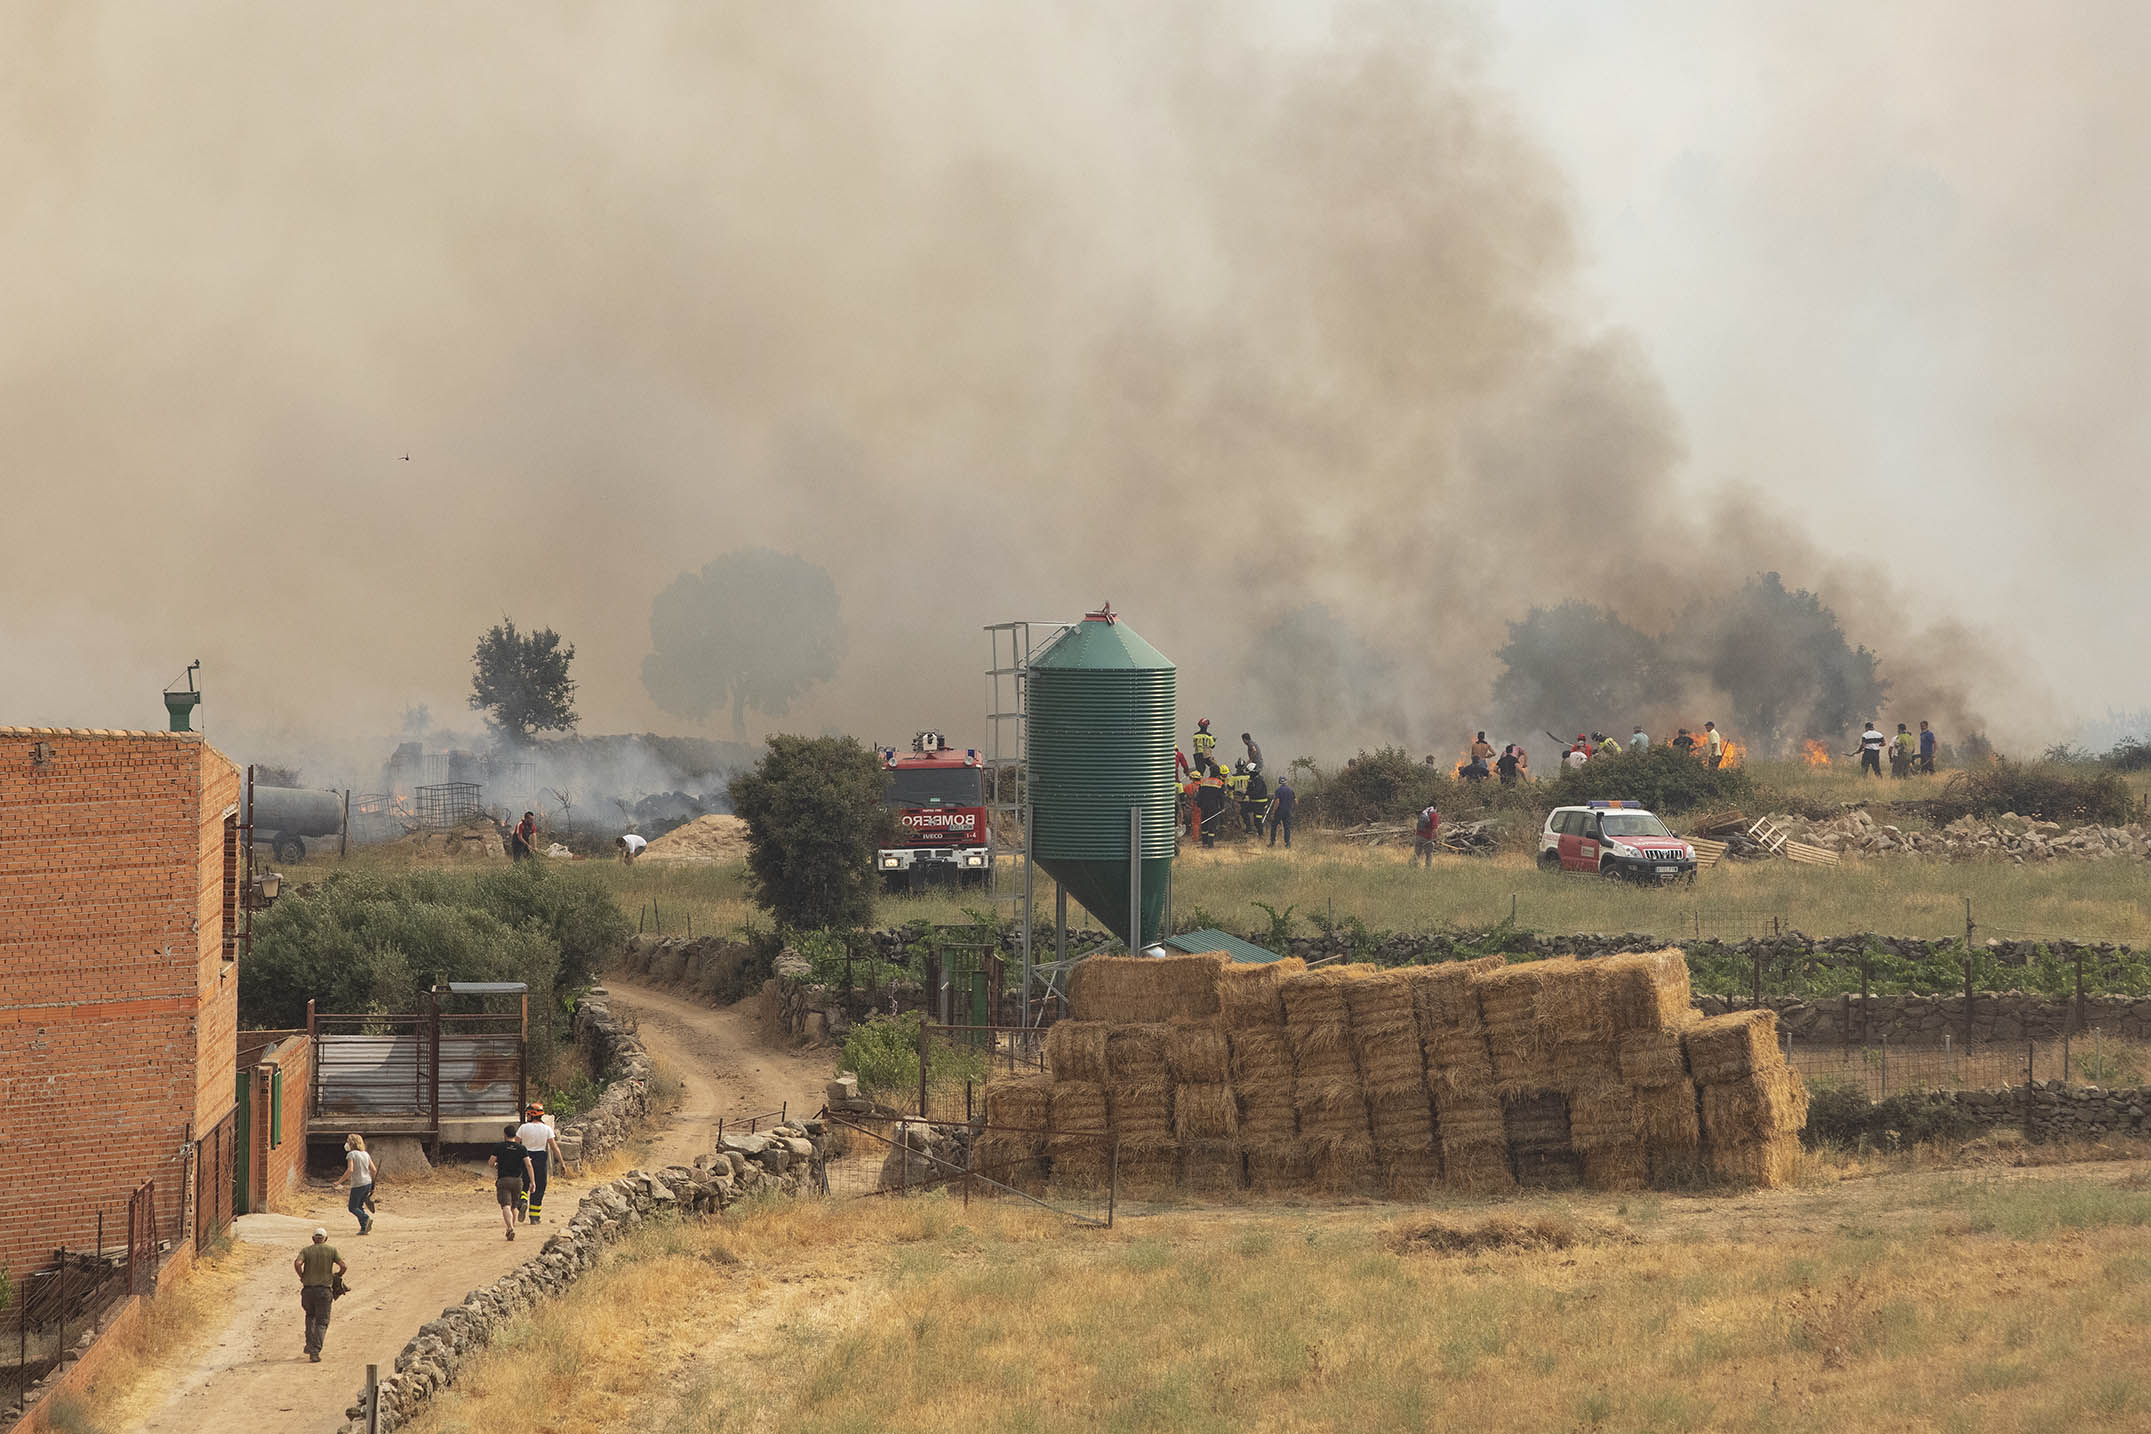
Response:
[877,732,990,891]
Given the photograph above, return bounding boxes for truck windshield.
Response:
[886,768,982,808]
[1600,812,1673,838]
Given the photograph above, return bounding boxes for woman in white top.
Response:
[334,1133,377,1235]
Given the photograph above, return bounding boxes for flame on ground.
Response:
[1802,740,1831,768]
[1720,740,1745,769]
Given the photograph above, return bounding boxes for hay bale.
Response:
[1216,956,1308,1029]
[1280,968,1362,1082]
[1367,1082,1441,1196]
[1581,1145,1650,1192]
[1045,1022,1109,1084]
[1179,1139,1244,1194]
[1172,1081,1240,1141]
[1069,953,1226,1024]
[1442,1142,1516,1193]
[1105,1024,1171,1082]
[1311,1134,1377,1194]
[1339,967,1416,1029]
[1502,1090,1582,1189]
[1236,1079,1298,1141]
[1433,1090,1506,1147]
[1699,1068,1810,1140]
[1048,1080,1107,1135]
[1245,1139,1313,1192]
[1116,1137,1181,1197]
[1353,1018,1427,1089]
[1534,960,1609,1043]
[1682,1010,1779,1085]
[971,1130,1047,1192]
[1294,1074,1371,1150]
[1227,1026,1295,1086]
[1566,1083,1638,1153]
[1476,960,1574,1084]
[1708,1131,1802,1188]
[1597,949,1694,1031]
[982,1074,1053,1132]
[1165,1021,1231,1084]
[1615,1027,1690,1087]
[1107,1080,1173,1141]
[1280,965,1358,1028]
[1405,960,1501,1091]
[1634,1081,1701,1156]
[1551,1040,1620,1088]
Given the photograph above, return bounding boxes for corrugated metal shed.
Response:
[1161,929,1287,965]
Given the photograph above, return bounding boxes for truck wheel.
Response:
[275,835,305,863]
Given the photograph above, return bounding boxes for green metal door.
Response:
[232,1070,253,1215]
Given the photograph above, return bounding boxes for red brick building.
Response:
[0,727,243,1279]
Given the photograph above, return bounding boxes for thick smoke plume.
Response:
[0,1,2046,778]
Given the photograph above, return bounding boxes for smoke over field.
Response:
[0,1,2097,769]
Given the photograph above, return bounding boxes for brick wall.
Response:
[0,728,242,1279]
[238,1032,312,1210]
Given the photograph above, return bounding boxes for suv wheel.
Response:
[1537,850,1561,873]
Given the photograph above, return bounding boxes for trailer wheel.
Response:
[275,835,306,863]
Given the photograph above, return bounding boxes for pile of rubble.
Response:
[1760,809,2151,862]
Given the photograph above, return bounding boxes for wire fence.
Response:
[819,1113,1114,1227]
[1786,1028,2151,1099]
[2,1181,157,1419]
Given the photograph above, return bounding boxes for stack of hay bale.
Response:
[1220,956,1306,1191]
[973,1075,1054,1192]
[1685,1008,1809,1185]
[1007,946,1804,1197]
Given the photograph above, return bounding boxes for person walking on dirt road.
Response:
[294,1227,346,1363]
[490,1124,535,1240]
[333,1134,375,1236]
[515,1104,573,1222]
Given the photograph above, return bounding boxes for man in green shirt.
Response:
[294,1227,346,1362]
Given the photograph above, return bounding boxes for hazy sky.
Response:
[3,2,2142,780]
[1485,0,2151,714]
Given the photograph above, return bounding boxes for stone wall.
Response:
[1830,1082,2151,1143]
[334,1137,825,1434]
[1694,992,2151,1045]
[556,987,655,1163]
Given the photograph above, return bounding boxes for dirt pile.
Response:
[641,813,750,863]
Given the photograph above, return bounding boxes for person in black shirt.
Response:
[489,1125,534,1240]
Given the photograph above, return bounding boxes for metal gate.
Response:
[195,1111,235,1250]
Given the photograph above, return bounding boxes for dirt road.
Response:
[605,979,834,1164]
[123,982,830,1434]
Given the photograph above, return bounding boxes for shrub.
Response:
[728,734,894,929]
[1542,745,1753,815]
[1801,1080,1983,1149]
[841,1011,989,1102]
[2104,737,2151,773]
[1934,761,2134,826]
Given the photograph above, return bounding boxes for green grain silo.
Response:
[1027,606,1177,948]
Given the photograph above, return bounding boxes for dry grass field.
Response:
[283,758,2151,946]
[397,1157,2151,1434]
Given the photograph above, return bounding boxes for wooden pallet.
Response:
[1783,841,1840,867]
[1689,838,1730,870]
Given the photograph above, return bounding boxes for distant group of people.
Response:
[1858,720,1937,778]
[1177,720,1296,850]
[1449,721,1736,784]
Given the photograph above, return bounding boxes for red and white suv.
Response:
[1537,801,1697,882]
